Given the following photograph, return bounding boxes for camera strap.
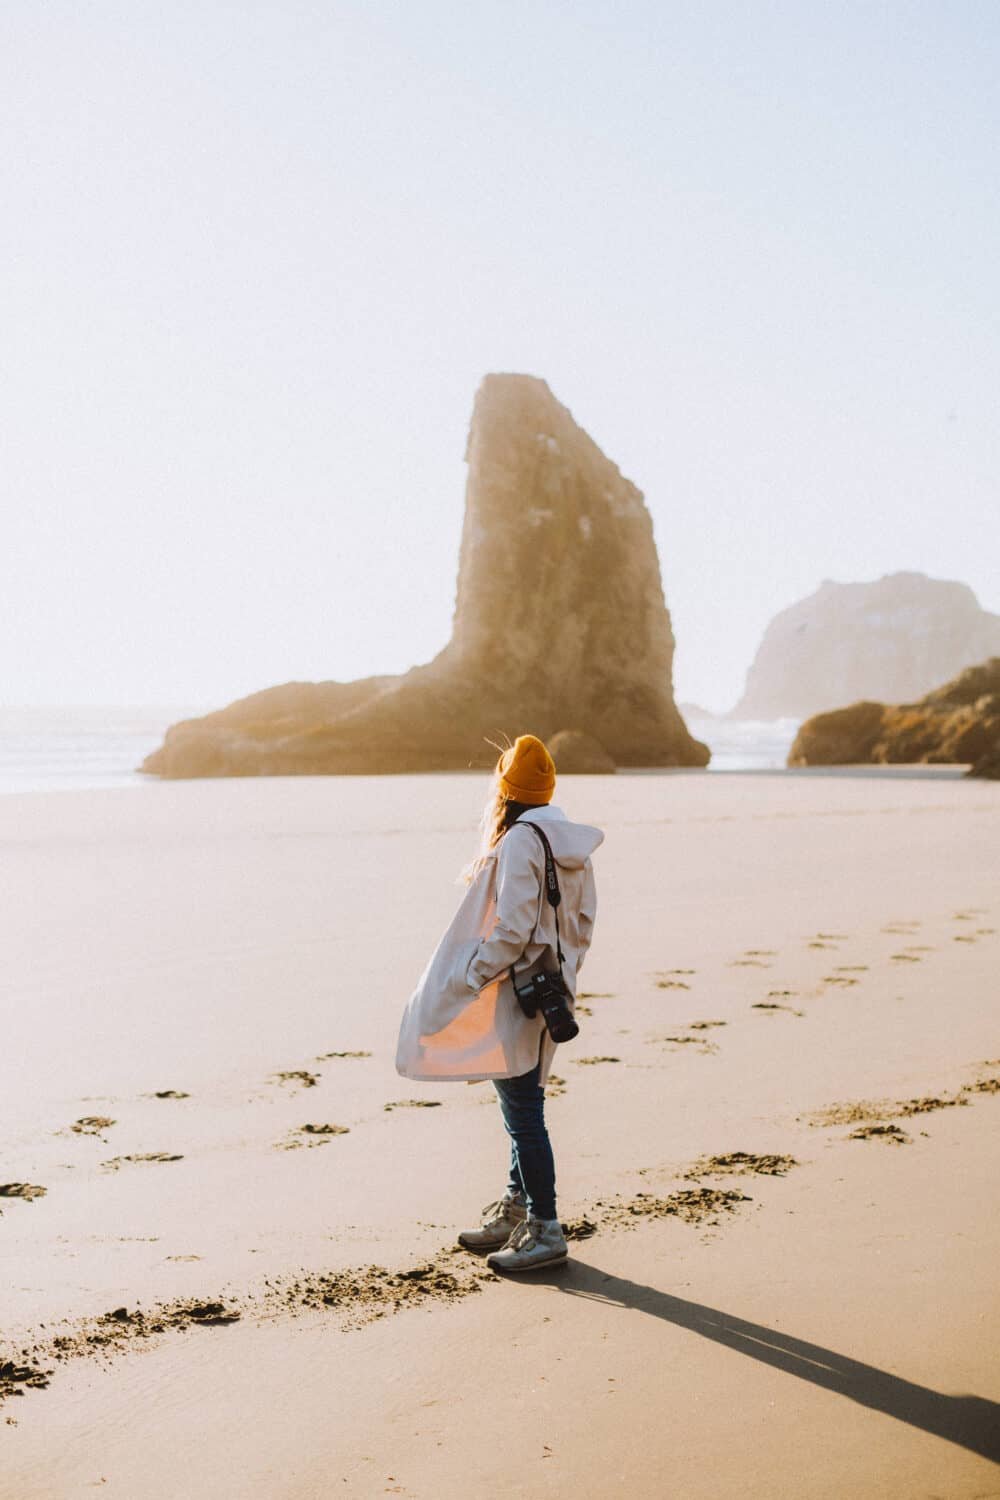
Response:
[508,820,566,986]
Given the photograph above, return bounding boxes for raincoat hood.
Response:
[510,803,604,870]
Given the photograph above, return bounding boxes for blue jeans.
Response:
[493,1062,557,1221]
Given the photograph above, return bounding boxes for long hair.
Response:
[460,779,536,884]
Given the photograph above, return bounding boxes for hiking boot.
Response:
[486,1216,568,1272]
[457,1192,527,1250]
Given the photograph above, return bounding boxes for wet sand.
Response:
[1,770,998,1497]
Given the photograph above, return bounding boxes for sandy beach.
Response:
[2,769,998,1499]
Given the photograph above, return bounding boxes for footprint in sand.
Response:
[595,1188,751,1230]
[279,1123,351,1150]
[822,975,859,987]
[849,1124,911,1145]
[975,928,996,936]
[0,1182,47,1202]
[685,1151,797,1179]
[729,958,771,968]
[654,1033,718,1054]
[575,1003,594,1017]
[70,1116,116,1136]
[891,952,922,962]
[101,1153,184,1171]
[546,1075,568,1098]
[149,1090,190,1100]
[953,935,977,944]
[752,1002,804,1017]
[688,1020,727,1031]
[806,1093,968,1129]
[164,1300,241,1327]
[882,922,920,935]
[656,979,691,990]
[383,1099,443,1111]
[807,941,835,950]
[314,1051,372,1061]
[834,965,869,972]
[573,1056,622,1066]
[92,1299,241,1331]
[272,1070,320,1089]
[578,990,618,998]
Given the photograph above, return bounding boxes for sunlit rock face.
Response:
[731,573,1000,722]
[141,678,400,778]
[142,374,708,778]
[548,730,616,774]
[787,657,1000,777]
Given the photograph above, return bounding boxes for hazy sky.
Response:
[3,2,999,713]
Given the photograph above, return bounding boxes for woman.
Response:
[395,734,603,1272]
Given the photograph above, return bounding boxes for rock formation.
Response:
[970,747,1000,780]
[143,375,708,778]
[787,658,1000,777]
[548,730,616,774]
[731,573,1000,721]
[143,678,401,778]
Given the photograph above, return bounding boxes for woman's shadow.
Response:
[530,1258,1000,1463]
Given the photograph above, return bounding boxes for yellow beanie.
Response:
[497,734,556,806]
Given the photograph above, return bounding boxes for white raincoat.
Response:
[395,804,603,1085]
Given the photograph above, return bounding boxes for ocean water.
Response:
[685,715,801,772]
[0,706,206,795]
[0,707,800,795]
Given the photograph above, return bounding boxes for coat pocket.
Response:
[428,937,486,1025]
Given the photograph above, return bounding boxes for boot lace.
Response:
[480,1196,523,1228]
[504,1218,537,1252]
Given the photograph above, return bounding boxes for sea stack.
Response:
[143,374,708,777]
[731,572,1000,721]
[787,657,1000,777]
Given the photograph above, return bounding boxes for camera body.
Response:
[513,970,579,1044]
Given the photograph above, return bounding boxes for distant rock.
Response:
[731,573,1000,721]
[548,730,616,774]
[142,374,708,778]
[143,678,400,778]
[970,747,1000,780]
[787,658,1000,776]
[788,702,886,767]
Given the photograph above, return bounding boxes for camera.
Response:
[513,970,579,1044]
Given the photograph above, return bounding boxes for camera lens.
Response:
[541,998,579,1044]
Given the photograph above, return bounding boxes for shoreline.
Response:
[0,761,976,802]
[0,710,802,794]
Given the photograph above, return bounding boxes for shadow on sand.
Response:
[531,1260,1000,1462]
